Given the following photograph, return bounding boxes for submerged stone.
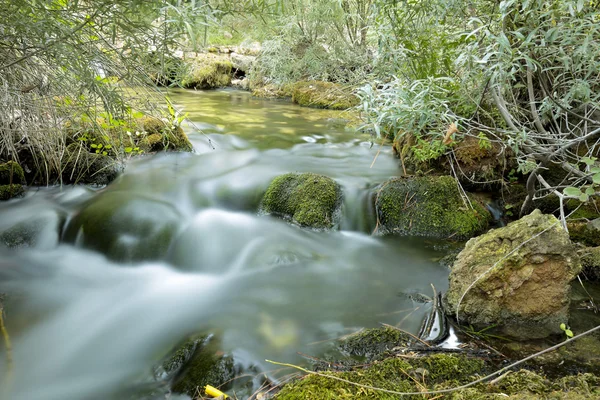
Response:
[260,172,343,230]
[374,176,491,239]
[0,184,24,200]
[63,192,180,262]
[444,209,581,339]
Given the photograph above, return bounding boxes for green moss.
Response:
[292,81,359,110]
[339,327,411,361]
[375,176,491,239]
[0,161,25,185]
[261,173,342,229]
[0,184,24,200]
[136,117,192,152]
[181,54,233,89]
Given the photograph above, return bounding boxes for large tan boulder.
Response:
[444,209,581,339]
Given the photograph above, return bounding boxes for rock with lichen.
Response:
[578,245,600,281]
[291,81,358,110]
[444,209,581,340]
[260,172,342,230]
[374,176,491,239]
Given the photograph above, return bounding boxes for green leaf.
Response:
[560,323,566,330]
[593,173,600,185]
[591,167,600,174]
[581,156,597,166]
[585,187,595,196]
[566,329,574,338]
[124,147,133,153]
[90,144,98,148]
[579,193,589,202]
[563,187,582,197]
[102,151,108,156]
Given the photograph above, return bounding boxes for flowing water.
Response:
[0,89,452,400]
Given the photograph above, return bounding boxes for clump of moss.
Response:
[291,81,359,110]
[374,176,491,239]
[0,161,25,185]
[260,172,343,230]
[339,327,410,361]
[568,221,600,247]
[181,54,233,89]
[0,184,24,200]
[136,116,192,152]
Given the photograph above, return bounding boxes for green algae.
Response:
[374,176,491,239]
[260,172,342,229]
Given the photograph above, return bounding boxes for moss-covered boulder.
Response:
[63,191,180,262]
[135,116,193,152]
[0,161,25,185]
[181,54,233,89]
[0,161,25,200]
[444,209,581,339]
[167,335,235,398]
[0,210,65,250]
[260,173,343,229]
[339,327,411,362]
[374,176,491,239]
[291,81,359,110]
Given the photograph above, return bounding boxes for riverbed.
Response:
[0,89,452,400]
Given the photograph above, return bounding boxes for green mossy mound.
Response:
[63,191,180,262]
[63,142,121,185]
[181,54,233,89]
[339,327,410,361]
[292,81,359,110]
[0,161,25,185]
[0,184,24,200]
[276,354,600,399]
[275,328,600,399]
[260,172,343,229]
[374,176,491,239]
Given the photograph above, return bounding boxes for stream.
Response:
[0,89,452,400]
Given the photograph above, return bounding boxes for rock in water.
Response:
[260,172,342,230]
[374,176,490,239]
[444,209,581,339]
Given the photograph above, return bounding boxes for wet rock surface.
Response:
[444,209,581,340]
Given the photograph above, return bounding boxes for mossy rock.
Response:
[0,161,25,185]
[260,172,343,230]
[136,116,192,152]
[291,81,359,110]
[444,210,581,339]
[170,335,235,397]
[62,142,122,185]
[63,191,180,262]
[374,176,491,239]
[0,184,24,201]
[339,327,411,362]
[181,54,233,89]
[0,210,64,250]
